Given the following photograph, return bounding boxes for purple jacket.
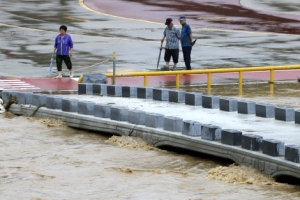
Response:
[54,33,73,56]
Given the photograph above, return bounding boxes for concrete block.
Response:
[16,92,32,105]
[256,103,275,118]
[169,90,185,103]
[275,106,295,121]
[107,85,122,97]
[221,129,242,146]
[182,120,202,137]
[122,86,137,98]
[137,87,153,99]
[163,116,183,132]
[202,95,219,109]
[94,104,111,118]
[241,134,263,151]
[238,100,256,114]
[145,113,164,128]
[93,84,107,95]
[78,101,95,115]
[46,96,62,110]
[78,83,93,95]
[285,145,300,163]
[185,92,202,106]
[262,139,285,157]
[31,94,47,106]
[296,110,300,124]
[2,91,17,103]
[220,98,238,112]
[128,110,146,125]
[201,125,222,141]
[153,88,169,101]
[61,98,79,112]
[110,107,128,121]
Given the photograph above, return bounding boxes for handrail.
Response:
[105,64,300,93]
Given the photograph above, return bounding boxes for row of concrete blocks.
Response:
[78,84,300,123]
[3,91,300,164]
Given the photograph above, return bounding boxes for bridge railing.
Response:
[105,64,300,94]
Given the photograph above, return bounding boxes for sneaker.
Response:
[70,71,73,78]
[161,65,170,71]
[172,66,177,71]
[55,75,62,79]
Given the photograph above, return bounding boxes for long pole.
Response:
[113,52,116,85]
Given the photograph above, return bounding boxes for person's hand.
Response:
[161,39,164,44]
[52,50,55,55]
[70,51,73,57]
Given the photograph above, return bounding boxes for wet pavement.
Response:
[0,0,300,79]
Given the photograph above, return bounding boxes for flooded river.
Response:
[1,112,300,199]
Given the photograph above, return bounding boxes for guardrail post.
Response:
[144,75,148,87]
[269,69,274,84]
[112,52,116,85]
[239,71,243,95]
[270,84,274,95]
[207,73,212,94]
[176,74,180,89]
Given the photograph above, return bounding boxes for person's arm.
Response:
[161,29,166,45]
[53,37,57,54]
[189,34,193,45]
[176,28,181,39]
[69,36,74,57]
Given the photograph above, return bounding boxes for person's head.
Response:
[59,25,67,35]
[179,15,186,25]
[165,18,173,29]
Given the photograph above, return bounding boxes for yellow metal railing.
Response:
[106,64,300,94]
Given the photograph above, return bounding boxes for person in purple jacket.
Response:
[52,25,74,78]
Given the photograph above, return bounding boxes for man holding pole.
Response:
[161,18,181,71]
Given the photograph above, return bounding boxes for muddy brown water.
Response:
[1,112,300,199]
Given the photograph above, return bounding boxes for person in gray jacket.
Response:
[161,18,181,70]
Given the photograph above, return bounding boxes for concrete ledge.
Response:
[107,85,122,97]
[163,116,183,132]
[31,94,47,106]
[61,98,79,112]
[185,92,202,106]
[201,125,222,141]
[110,107,128,121]
[256,103,275,118]
[128,110,146,125]
[221,129,242,146]
[46,96,62,110]
[137,87,153,99]
[93,84,107,95]
[78,83,93,95]
[78,101,95,115]
[238,100,256,115]
[242,134,263,151]
[275,106,295,122]
[122,86,137,98]
[169,90,185,103]
[8,104,300,180]
[202,95,219,109]
[262,139,285,157]
[153,88,169,101]
[94,104,111,118]
[285,145,300,163]
[16,92,32,105]
[145,113,164,128]
[220,98,237,112]
[182,120,202,137]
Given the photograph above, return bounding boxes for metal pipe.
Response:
[112,52,116,85]
[176,74,180,89]
[144,75,148,87]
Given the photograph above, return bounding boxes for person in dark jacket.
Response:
[179,16,193,70]
[52,25,74,78]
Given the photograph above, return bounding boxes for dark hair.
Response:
[59,25,67,32]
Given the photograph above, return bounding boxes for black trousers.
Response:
[56,55,72,71]
[182,46,192,70]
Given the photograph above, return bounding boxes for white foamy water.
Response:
[0,113,299,199]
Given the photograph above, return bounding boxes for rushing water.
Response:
[1,113,300,199]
